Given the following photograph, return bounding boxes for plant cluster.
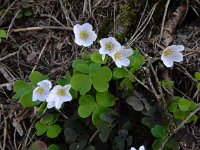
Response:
[13,23,199,150]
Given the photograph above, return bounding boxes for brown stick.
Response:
[163,4,187,46]
[11,26,73,32]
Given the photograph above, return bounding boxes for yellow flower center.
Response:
[80,31,89,40]
[105,42,114,50]
[56,89,66,96]
[36,87,44,95]
[163,48,173,57]
[114,52,122,60]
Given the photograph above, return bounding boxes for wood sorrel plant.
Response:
[13,23,197,150]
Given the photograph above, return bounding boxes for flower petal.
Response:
[46,94,55,102]
[47,101,55,109]
[99,47,114,55]
[121,47,133,57]
[139,145,145,150]
[62,94,72,102]
[82,23,93,30]
[55,100,63,109]
[171,51,183,62]
[168,45,184,51]
[162,56,173,67]
[37,80,52,89]
[130,147,137,150]
[73,24,82,34]
[115,60,122,68]
[51,85,62,93]
[119,57,130,67]
[75,36,84,46]
[64,84,71,92]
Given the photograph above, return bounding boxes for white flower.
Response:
[46,84,72,109]
[99,37,121,56]
[161,45,184,68]
[130,145,145,150]
[73,23,97,47]
[110,46,133,68]
[32,80,52,102]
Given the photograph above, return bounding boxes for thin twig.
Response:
[31,34,51,72]
[7,10,21,39]
[126,2,159,47]
[0,51,18,62]
[0,0,17,25]
[123,68,152,94]
[59,0,73,26]
[159,0,171,43]
[11,26,72,32]
[89,130,100,144]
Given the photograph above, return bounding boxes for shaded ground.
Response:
[0,0,200,150]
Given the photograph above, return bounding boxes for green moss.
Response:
[114,2,136,43]
[98,19,114,39]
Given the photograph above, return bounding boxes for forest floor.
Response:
[0,0,200,150]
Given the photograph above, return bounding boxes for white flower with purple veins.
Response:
[73,23,97,47]
[46,84,72,109]
[99,37,121,56]
[32,80,52,102]
[130,145,145,150]
[111,46,133,68]
[161,45,184,68]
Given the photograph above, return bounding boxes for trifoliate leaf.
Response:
[72,59,86,69]
[21,2,31,8]
[194,72,200,80]
[152,139,164,150]
[97,122,111,142]
[88,63,101,73]
[0,29,7,38]
[85,146,96,150]
[168,101,178,112]
[90,52,105,64]
[141,117,155,128]
[24,10,32,17]
[197,83,200,91]
[70,74,92,95]
[178,98,191,111]
[13,80,32,99]
[78,95,96,118]
[92,67,112,92]
[35,122,48,136]
[129,50,144,71]
[47,144,60,150]
[64,128,77,144]
[19,90,40,107]
[96,91,115,107]
[47,124,61,138]
[188,101,197,111]
[92,106,112,125]
[173,109,187,120]
[151,125,167,139]
[76,64,91,74]
[113,68,127,79]
[40,113,58,125]
[126,96,144,111]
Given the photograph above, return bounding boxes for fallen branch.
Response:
[11,26,73,33]
[0,51,18,62]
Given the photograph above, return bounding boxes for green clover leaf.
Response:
[78,95,96,118]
